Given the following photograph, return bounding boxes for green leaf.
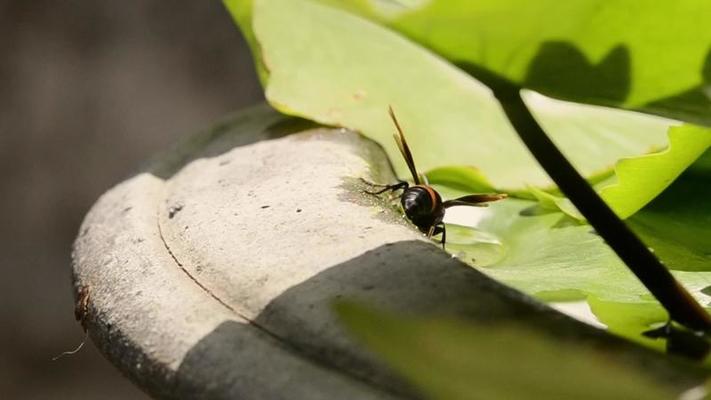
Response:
[531,124,711,219]
[527,186,583,219]
[335,302,677,400]
[230,0,677,192]
[449,198,653,303]
[451,163,711,281]
[601,125,711,218]
[227,0,711,348]
[225,0,269,84]
[439,152,711,342]
[424,166,495,193]
[587,297,669,351]
[318,0,711,125]
[448,196,711,304]
[628,151,711,272]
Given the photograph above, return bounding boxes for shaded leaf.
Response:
[336,301,676,400]
[628,151,711,271]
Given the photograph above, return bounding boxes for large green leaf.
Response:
[523,124,711,219]
[226,0,677,194]
[228,0,269,84]
[599,125,711,218]
[587,297,669,351]
[445,198,652,303]
[628,151,711,272]
[445,198,711,305]
[226,0,711,343]
[439,151,711,343]
[317,0,711,125]
[335,302,677,400]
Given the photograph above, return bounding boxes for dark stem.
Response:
[492,86,711,333]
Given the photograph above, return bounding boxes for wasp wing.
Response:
[388,106,421,185]
[442,193,507,208]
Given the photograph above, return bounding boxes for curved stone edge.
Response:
[72,106,710,398]
[72,172,402,400]
[71,107,401,400]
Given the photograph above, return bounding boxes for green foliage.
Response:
[440,152,711,346]
[317,0,711,125]
[335,302,676,400]
[539,125,711,219]
[226,0,686,193]
[227,0,711,394]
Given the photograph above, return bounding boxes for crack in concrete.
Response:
[154,198,406,399]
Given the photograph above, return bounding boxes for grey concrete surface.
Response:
[73,107,708,399]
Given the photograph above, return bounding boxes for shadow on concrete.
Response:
[148,106,322,180]
[174,240,707,398]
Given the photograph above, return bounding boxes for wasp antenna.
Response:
[387,106,421,185]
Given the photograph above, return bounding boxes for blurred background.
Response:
[0,1,262,398]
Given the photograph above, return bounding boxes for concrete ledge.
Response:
[72,105,706,399]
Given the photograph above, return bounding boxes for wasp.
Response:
[363,106,507,249]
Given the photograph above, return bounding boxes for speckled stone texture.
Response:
[72,106,706,399]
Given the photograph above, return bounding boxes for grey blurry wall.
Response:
[0,1,262,398]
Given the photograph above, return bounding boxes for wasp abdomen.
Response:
[401,185,443,231]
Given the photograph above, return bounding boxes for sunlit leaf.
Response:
[226,0,711,349]
[317,0,711,125]
[529,124,711,219]
[226,0,677,192]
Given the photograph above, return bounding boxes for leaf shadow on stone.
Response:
[149,105,321,180]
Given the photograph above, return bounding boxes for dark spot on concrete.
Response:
[218,159,231,166]
[296,208,302,213]
[261,205,270,209]
[168,204,184,219]
[122,206,133,213]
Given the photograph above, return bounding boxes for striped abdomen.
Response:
[400,185,444,232]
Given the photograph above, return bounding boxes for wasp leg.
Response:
[432,224,446,250]
[360,178,408,195]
